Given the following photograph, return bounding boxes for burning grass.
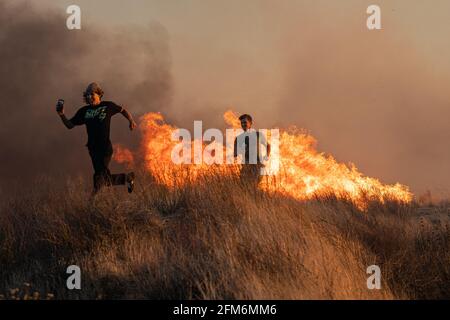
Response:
[115,110,412,211]
[0,170,449,299]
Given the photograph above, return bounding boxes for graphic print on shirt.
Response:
[85,106,107,121]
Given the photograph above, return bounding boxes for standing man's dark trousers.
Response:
[88,145,126,193]
[239,163,264,188]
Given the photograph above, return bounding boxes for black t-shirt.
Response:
[70,101,123,150]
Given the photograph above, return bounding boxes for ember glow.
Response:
[115,110,413,208]
[113,144,134,169]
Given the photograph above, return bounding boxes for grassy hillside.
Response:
[0,170,449,299]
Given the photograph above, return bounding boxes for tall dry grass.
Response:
[0,169,449,299]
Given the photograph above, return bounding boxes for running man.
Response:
[56,82,137,193]
[233,114,270,186]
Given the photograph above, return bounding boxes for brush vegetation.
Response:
[0,169,449,300]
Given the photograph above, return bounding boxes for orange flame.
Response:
[134,112,237,186]
[223,110,241,129]
[115,110,413,208]
[274,128,412,205]
[113,144,134,169]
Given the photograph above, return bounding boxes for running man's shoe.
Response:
[126,172,135,193]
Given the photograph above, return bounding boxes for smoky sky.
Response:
[273,4,450,197]
[0,0,172,189]
[1,0,449,197]
[153,0,450,197]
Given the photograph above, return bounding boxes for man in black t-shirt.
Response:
[56,82,137,194]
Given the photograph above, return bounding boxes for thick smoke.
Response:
[1,0,449,197]
[273,3,450,197]
[153,0,450,197]
[0,0,172,189]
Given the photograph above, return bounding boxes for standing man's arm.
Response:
[119,107,137,131]
[259,131,271,158]
[262,142,271,159]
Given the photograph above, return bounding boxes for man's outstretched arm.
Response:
[56,100,75,129]
[59,113,75,129]
[120,107,137,131]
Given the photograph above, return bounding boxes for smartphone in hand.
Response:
[56,99,65,113]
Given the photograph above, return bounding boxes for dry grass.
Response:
[0,169,449,300]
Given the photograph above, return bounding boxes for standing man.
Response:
[233,114,270,186]
[56,82,137,194]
